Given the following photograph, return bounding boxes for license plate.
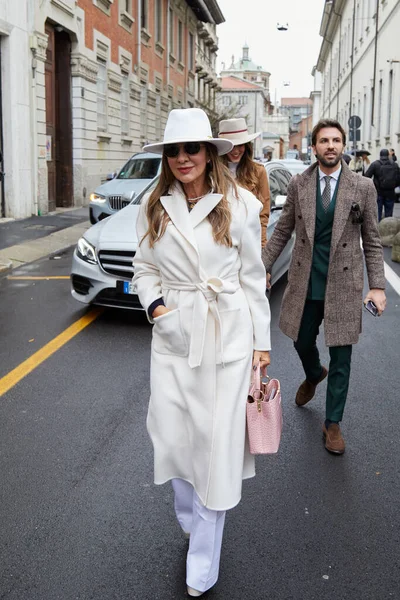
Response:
[117,280,136,295]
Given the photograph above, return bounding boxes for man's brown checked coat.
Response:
[262,160,386,347]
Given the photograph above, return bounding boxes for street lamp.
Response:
[277,23,288,31]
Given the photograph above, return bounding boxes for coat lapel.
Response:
[189,193,223,229]
[298,163,318,245]
[160,186,198,251]
[161,186,224,251]
[330,163,356,257]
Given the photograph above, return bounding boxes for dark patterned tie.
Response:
[322,176,332,212]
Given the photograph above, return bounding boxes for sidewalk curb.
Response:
[0,220,90,273]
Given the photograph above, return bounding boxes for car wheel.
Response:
[89,208,96,224]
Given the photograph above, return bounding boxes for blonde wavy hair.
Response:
[142,143,238,248]
[222,142,259,191]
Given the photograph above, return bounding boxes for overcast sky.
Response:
[216,0,325,104]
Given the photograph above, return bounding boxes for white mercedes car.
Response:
[71,163,295,310]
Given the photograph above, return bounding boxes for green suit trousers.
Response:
[293,300,352,422]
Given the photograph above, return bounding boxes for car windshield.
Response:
[117,157,161,180]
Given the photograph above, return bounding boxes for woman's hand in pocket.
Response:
[253,350,271,374]
[152,306,171,319]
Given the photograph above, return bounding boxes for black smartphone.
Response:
[364,300,379,317]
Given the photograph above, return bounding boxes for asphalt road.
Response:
[0,248,399,600]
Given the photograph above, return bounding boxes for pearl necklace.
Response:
[186,189,212,211]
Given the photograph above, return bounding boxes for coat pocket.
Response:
[152,308,188,357]
[217,308,251,364]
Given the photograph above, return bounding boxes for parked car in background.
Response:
[89,152,162,224]
[286,149,300,160]
[71,162,294,310]
[267,159,308,176]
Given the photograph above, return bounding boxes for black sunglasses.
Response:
[164,142,203,158]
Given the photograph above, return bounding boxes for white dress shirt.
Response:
[318,164,342,201]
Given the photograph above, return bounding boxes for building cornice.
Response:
[108,71,122,93]
[316,0,346,71]
[185,0,224,24]
[71,53,98,82]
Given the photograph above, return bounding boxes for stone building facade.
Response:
[315,0,400,160]
[217,75,269,158]
[0,2,35,218]
[0,0,223,218]
[217,44,272,158]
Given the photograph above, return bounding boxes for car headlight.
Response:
[89,193,106,203]
[77,238,98,264]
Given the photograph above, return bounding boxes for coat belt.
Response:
[162,275,240,368]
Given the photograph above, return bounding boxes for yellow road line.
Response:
[7,276,70,280]
[0,307,104,398]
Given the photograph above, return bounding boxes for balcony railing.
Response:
[195,45,216,79]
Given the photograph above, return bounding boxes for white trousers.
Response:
[172,478,226,593]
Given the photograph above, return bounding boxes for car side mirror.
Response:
[106,172,116,181]
[275,195,287,207]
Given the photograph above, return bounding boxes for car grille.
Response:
[94,288,143,310]
[108,195,130,210]
[98,250,136,279]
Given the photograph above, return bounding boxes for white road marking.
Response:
[384,261,400,297]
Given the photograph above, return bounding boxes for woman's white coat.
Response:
[133,183,271,510]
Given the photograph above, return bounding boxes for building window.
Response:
[121,75,129,136]
[238,96,248,105]
[178,20,183,62]
[155,95,161,140]
[140,85,148,142]
[223,96,231,106]
[93,0,113,16]
[155,0,162,43]
[363,92,367,141]
[377,78,383,138]
[120,0,134,31]
[370,85,374,132]
[141,0,148,29]
[169,9,174,55]
[387,70,393,135]
[188,32,194,71]
[97,59,107,132]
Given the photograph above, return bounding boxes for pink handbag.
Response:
[246,364,282,454]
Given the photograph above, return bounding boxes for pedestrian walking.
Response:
[263,118,386,455]
[365,149,400,220]
[132,108,271,597]
[389,148,397,162]
[349,155,363,173]
[361,153,370,174]
[218,117,270,247]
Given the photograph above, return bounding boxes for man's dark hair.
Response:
[311,119,346,146]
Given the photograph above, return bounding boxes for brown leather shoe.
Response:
[295,366,328,407]
[323,423,345,454]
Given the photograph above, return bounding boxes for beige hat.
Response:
[218,118,261,145]
[143,108,233,156]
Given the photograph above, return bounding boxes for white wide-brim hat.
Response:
[143,108,234,156]
[218,117,260,146]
